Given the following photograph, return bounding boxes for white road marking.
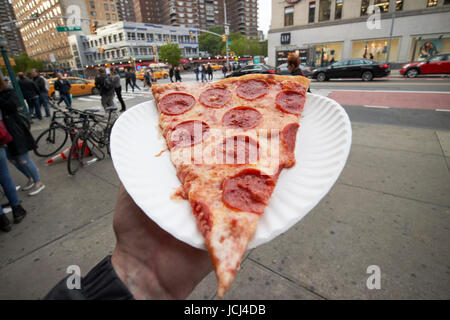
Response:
[435,109,450,112]
[363,105,390,109]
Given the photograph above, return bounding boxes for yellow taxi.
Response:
[152,68,169,79]
[48,77,97,98]
[209,63,223,71]
[136,71,145,81]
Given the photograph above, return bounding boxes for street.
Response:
[0,72,449,300]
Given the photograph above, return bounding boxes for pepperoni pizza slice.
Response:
[151,74,310,298]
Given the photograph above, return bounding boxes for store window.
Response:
[335,0,343,19]
[313,42,343,66]
[308,2,316,23]
[427,0,438,7]
[351,39,399,62]
[319,0,331,22]
[409,36,450,61]
[361,0,389,16]
[284,6,294,26]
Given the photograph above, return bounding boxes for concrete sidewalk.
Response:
[0,114,449,299]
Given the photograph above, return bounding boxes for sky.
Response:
[258,0,272,36]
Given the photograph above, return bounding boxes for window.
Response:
[90,11,96,16]
[335,0,343,19]
[361,0,389,15]
[284,6,293,26]
[429,55,445,61]
[104,3,108,11]
[89,1,95,9]
[112,14,116,20]
[427,0,438,7]
[319,0,331,22]
[349,59,366,65]
[308,2,316,23]
[332,60,347,67]
[111,4,115,11]
[106,13,110,20]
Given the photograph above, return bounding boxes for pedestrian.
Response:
[193,66,199,82]
[207,63,213,81]
[130,70,141,91]
[143,68,152,89]
[44,185,211,299]
[95,68,116,110]
[287,52,311,93]
[169,66,174,83]
[222,65,227,78]
[17,72,41,119]
[125,68,134,93]
[30,69,50,117]
[200,65,206,82]
[0,76,45,197]
[174,66,182,82]
[53,73,72,109]
[112,68,126,112]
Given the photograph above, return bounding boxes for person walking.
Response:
[30,69,50,117]
[130,70,140,92]
[174,66,182,82]
[199,65,206,82]
[222,65,227,78]
[112,68,126,112]
[95,68,116,110]
[125,68,134,93]
[53,73,72,109]
[143,68,152,89]
[0,76,45,197]
[207,64,213,81]
[169,66,174,83]
[17,72,41,119]
[193,66,199,82]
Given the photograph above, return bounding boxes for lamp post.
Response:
[224,1,230,71]
[0,35,28,116]
[385,3,396,63]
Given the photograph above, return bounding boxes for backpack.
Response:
[40,76,49,91]
[103,76,114,91]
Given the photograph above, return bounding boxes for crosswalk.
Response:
[73,91,153,103]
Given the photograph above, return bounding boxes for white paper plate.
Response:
[111,94,352,250]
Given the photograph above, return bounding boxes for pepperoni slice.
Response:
[236,79,269,100]
[276,90,305,115]
[219,136,259,165]
[159,92,195,115]
[222,169,275,214]
[222,107,262,129]
[281,81,307,94]
[199,88,232,108]
[281,123,299,153]
[169,120,209,148]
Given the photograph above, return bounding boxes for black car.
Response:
[226,64,276,78]
[276,63,314,77]
[311,59,390,81]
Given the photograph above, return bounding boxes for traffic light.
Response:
[189,31,195,40]
[89,23,97,34]
[222,34,226,42]
[99,47,104,54]
[152,45,157,53]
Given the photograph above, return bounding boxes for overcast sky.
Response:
[258,0,272,35]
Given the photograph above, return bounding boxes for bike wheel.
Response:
[67,136,87,175]
[34,126,69,157]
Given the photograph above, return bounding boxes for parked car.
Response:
[400,53,450,78]
[47,77,97,98]
[311,59,391,81]
[226,64,276,78]
[276,63,313,77]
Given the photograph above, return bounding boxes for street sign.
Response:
[56,26,81,32]
[224,25,229,36]
[227,41,231,45]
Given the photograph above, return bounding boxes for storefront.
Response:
[351,38,400,62]
[311,42,343,66]
[275,48,310,66]
[408,34,450,61]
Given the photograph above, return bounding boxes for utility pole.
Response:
[224,1,230,71]
[385,3,396,63]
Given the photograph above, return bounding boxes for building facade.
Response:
[87,0,120,26]
[227,0,258,37]
[68,21,199,68]
[0,0,26,56]
[268,0,450,67]
[116,0,136,22]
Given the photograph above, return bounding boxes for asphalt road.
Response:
[64,73,450,132]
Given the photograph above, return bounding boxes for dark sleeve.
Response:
[36,77,45,92]
[66,80,71,89]
[0,90,21,114]
[44,256,134,300]
[54,81,60,91]
[32,81,40,95]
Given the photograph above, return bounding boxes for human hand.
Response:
[111,184,213,299]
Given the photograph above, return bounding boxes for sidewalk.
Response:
[0,108,449,299]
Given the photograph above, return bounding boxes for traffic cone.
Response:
[46,142,91,165]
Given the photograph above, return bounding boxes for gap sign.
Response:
[56,26,82,32]
[280,33,291,45]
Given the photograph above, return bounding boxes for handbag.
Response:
[0,120,13,145]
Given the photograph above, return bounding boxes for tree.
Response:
[158,43,182,66]
[198,26,225,56]
[12,52,44,73]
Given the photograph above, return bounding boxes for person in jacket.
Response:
[222,65,227,78]
[124,69,134,93]
[95,68,116,110]
[199,65,206,82]
[44,184,211,299]
[174,66,182,82]
[169,66,174,83]
[0,76,45,197]
[207,63,213,81]
[0,77,28,232]
[130,70,140,92]
[193,66,199,82]
[287,53,311,93]
[53,73,72,108]
[143,68,152,89]
[17,72,41,119]
[111,68,126,112]
[30,69,50,117]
